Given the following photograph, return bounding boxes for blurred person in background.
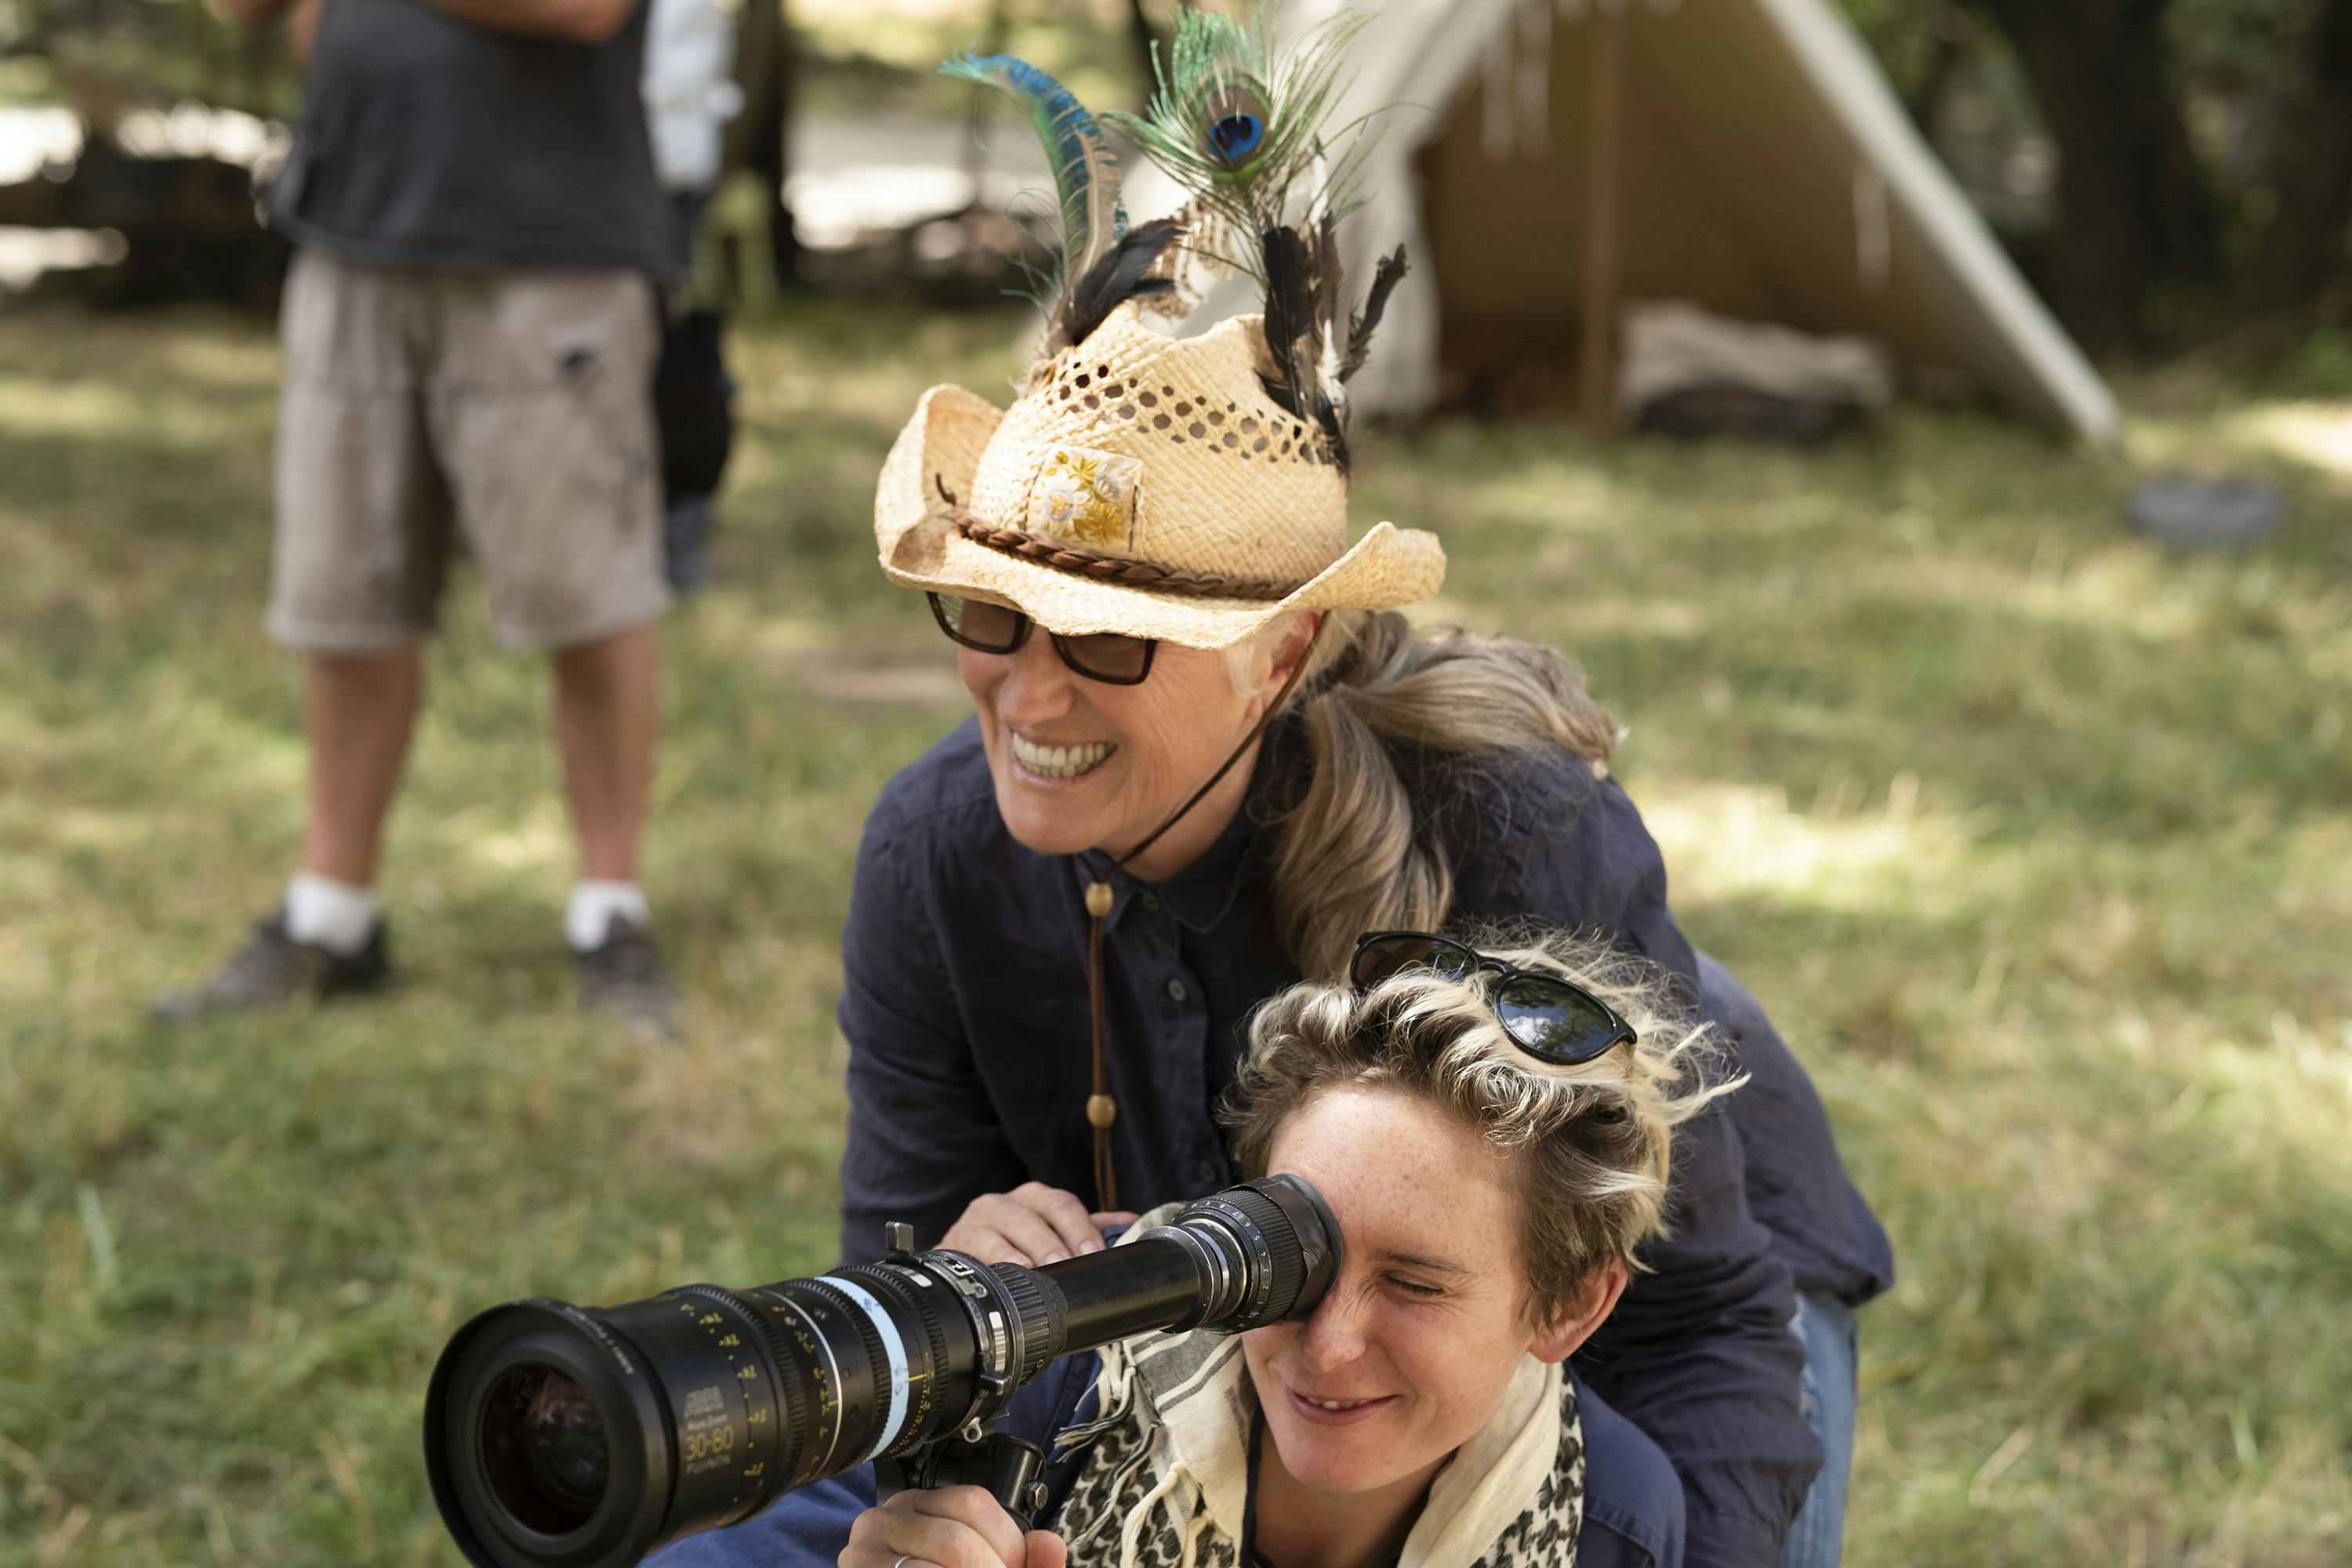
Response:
[155,0,685,1037]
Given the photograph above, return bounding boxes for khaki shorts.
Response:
[267,249,670,652]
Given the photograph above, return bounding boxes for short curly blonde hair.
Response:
[1221,927,1740,1327]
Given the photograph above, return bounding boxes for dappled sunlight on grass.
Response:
[2277,818,2352,922]
[1640,775,1985,919]
[2229,399,2352,479]
[157,328,282,392]
[0,374,258,446]
[456,804,575,876]
[2124,376,2352,510]
[3,299,2347,1567]
[696,592,839,657]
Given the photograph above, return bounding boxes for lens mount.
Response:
[905,1250,1063,1433]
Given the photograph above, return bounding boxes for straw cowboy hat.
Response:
[873,303,1445,652]
[877,14,1443,650]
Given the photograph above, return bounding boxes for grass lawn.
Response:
[2,296,2347,1567]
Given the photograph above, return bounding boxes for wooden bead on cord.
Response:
[1085,881,1113,918]
[1087,1094,1118,1128]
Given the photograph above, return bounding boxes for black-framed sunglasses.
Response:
[1349,931,1639,1066]
[927,593,1160,686]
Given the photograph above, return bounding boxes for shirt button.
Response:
[1142,892,1162,913]
[1166,978,1188,1002]
[1196,1160,1220,1185]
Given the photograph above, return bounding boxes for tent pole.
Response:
[1578,2,1625,430]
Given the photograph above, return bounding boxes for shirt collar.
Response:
[1069,717,1303,938]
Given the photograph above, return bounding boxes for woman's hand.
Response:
[841,1485,1067,1568]
[938,1182,1137,1267]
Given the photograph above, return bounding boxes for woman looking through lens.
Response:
[818,23,1889,1567]
[654,934,1730,1568]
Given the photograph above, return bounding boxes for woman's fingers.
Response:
[994,1195,1083,1264]
[1090,1210,1140,1231]
[942,1200,1056,1266]
[844,1492,1020,1568]
[940,1186,1109,1265]
[1024,1530,1069,1568]
[937,1197,1036,1265]
[847,1513,992,1568]
[902,1486,1030,1568]
[1009,1182,1109,1258]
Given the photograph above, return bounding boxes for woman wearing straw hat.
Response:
[834,21,1889,1568]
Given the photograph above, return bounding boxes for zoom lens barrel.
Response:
[425,1176,1343,1568]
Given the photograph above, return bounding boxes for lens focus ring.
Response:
[829,1265,953,1460]
[1205,1185,1306,1327]
[680,1283,799,1394]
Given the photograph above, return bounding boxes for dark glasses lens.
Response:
[1349,934,1481,989]
[1492,974,1637,1067]
[1050,631,1155,684]
[931,593,1025,653]
[928,594,1156,684]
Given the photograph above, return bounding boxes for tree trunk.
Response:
[728,0,800,291]
[1964,0,2217,349]
[1123,0,1161,107]
[2238,0,2352,313]
[1899,5,1973,138]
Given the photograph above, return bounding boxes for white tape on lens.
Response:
[824,1277,910,1462]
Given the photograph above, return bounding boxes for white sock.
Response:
[567,880,650,952]
[284,872,379,956]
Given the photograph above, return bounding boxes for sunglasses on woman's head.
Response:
[1349,931,1639,1066]
[928,593,1159,685]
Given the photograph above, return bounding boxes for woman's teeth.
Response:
[1302,1396,1375,1410]
[1011,733,1115,779]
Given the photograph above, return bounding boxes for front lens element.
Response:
[478,1365,610,1537]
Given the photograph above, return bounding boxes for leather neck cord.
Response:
[1077,619,1323,1212]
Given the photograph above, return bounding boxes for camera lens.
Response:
[479,1365,611,1536]
[424,1178,1341,1568]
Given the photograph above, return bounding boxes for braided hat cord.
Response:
[951,515,1307,603]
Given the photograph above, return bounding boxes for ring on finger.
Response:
[893,1555,917,1568]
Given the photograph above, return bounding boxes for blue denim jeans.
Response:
[1781,1291,1860,1568]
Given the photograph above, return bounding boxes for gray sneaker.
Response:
[153,908,393,1025]
[574,916,684,1042]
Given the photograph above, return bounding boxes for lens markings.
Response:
[822,1276,913,1464]
[771,1295,848,1478]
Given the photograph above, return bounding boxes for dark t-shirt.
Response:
[266,0,670,272]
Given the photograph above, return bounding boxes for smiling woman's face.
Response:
[957,628,1268,863]
[1242,1084,1587,1499]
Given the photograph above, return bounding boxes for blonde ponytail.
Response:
[1268,612,1619,979]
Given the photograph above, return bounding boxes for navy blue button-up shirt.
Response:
[837,717,1891,1566]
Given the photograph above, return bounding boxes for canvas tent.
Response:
[1131,0,2118,445]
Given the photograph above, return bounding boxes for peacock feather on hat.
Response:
[942,7,1409,474]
